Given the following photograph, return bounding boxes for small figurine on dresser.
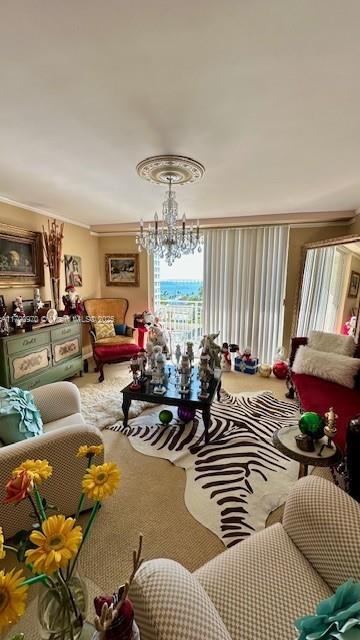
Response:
[0,299,9,336]
[62,284,84,318]
[13,296,26,333]
[33,288,44,314]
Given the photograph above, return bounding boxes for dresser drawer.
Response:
[10,347,51,384]
[52,356,82,379]
[51,323,80,342]
[52,337,81,363]
[6,331,49,356]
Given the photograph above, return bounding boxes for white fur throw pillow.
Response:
[293,345,360,389]
[308,330,355,357]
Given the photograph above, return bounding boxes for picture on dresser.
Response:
[0,223,44,287]
[64,255,82,287]
[105,253,139,286]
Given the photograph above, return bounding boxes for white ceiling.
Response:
[1,0,360,226]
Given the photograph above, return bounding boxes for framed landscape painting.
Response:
[105,253,139,287]
[348,270,360,298]
[64,254,83,287]
[0,223,44,287]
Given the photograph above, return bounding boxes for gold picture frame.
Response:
[105,253,139,287]
[0,223,44,287]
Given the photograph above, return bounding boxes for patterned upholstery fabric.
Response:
[32,381,81,423]
[43,412,84,432]
[195,523,331,640]
[94,321,116,340]
[96,335,136,346]
[283,475,360,591]
[0,382,103,538]
[129,559,232,640]
[84,298,128,324]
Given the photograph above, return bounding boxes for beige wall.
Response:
[282,224,350,351]
[98,235,150,324]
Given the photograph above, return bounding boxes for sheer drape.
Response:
[203,226,289,362]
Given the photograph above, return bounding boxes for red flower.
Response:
[4,470,32,504]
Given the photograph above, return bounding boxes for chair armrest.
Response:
[289,337,308,368]
[129,559,232,640]
[283,476,360,591]
[0,423,103,539]
[32,381,81,424]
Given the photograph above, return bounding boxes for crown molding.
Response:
[0,196,91,230]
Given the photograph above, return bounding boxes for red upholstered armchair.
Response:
[84,298,139,382]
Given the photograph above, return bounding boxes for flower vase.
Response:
[51,278,61,312]
[37,572,88,640]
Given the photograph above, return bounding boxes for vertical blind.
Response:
[203,226,289,363]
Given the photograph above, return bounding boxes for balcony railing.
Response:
[157,300,203,350]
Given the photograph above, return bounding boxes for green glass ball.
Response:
[159,409,173,425]
[299,412,325,439]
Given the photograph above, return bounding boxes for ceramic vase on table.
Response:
[37,571,88,640]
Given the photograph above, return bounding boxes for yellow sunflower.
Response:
[25,515,82,575]
[76,444,104,458]
[0,527,5,560]
[82,462,120,501]
[12,459,53,485]
[0,568,28,632]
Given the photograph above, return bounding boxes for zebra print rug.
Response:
[109,391,299,547]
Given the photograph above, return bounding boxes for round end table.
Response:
[273,424,341,479]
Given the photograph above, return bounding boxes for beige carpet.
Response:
[4,364,297,638]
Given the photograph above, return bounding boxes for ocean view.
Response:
[160,279,203,301]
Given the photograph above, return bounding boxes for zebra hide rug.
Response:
[109,391,300,548]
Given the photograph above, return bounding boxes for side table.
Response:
[273,424,341,479]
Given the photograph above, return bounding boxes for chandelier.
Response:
[135,155,205,266]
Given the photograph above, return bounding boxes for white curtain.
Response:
[297,246,347,336]
[203,226,289,363]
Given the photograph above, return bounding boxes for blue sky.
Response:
[159,250,204,280]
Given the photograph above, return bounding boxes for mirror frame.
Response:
[291,233,360,342]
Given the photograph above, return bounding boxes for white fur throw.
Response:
[293,345,360,389]
[308,330,355,357]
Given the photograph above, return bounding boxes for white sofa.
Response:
[129,476,360,640]
[0,381,103,538]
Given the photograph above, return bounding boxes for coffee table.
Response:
[121,365,222,444]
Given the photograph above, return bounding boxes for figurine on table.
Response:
[220,343,232,371]
[175,344,182,365]
[129,355,141,390]
[137,348,147,381]
[186,341,194,367]
[62,284,84,318]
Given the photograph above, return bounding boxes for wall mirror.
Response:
[292,234,360,343]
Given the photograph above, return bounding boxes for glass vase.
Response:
[37,572,88,640]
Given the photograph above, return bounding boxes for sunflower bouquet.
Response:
[0,445,120,639]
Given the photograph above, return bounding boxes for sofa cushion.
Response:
[195,523,332,640]
[291,372,359,452]
[94,321,116,340]
[43,412,85,433]
[293,345,360,389]
[0,386,43,445]
[308,330,355,356]
[130,558,232,640]
[94,343,139,362]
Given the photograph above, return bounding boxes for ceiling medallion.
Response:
[135,155,205,266]
[136,154,205,185]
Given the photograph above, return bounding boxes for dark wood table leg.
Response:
[217,382,222,401]
[202,405,211,444]
[298,463,308,479]
[122,396,131,428]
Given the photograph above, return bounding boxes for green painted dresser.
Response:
[0,322,83,390]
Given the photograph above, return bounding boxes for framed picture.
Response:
[64,255,82,287]
[105,253,139,287]
[0,223,44,287]
[348,270,360,298]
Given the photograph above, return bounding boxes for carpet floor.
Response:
[4,363,298,638]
